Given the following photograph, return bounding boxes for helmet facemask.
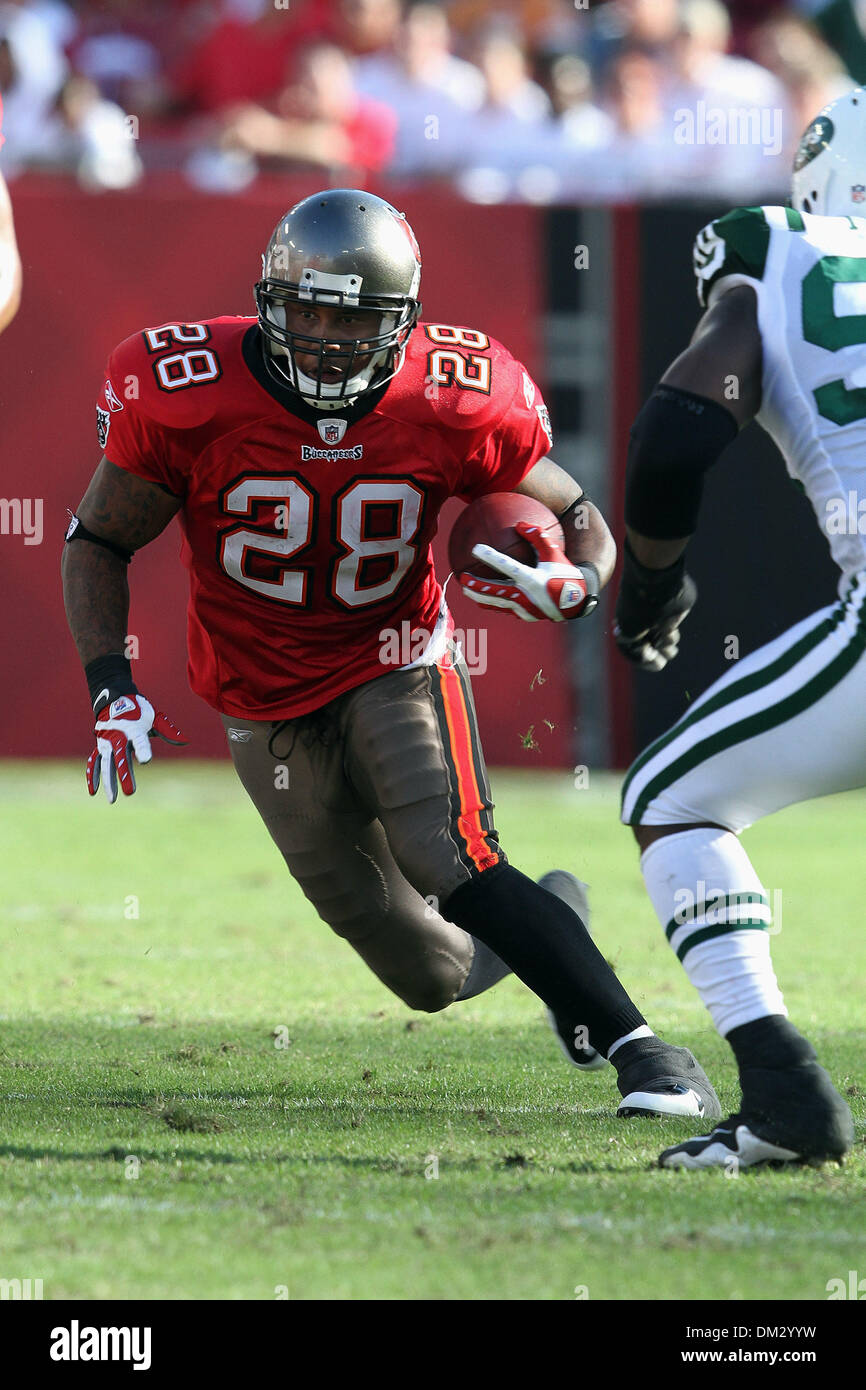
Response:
[255,279,419,410]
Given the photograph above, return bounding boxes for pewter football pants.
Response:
[222,656,504,1011]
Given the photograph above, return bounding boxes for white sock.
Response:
[607,1024,654,1059]
[640,827,787,1037]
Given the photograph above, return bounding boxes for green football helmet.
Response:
[255,188,422,409]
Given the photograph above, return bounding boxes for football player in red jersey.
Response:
[63,189,720,1120]
[0,96,22,334]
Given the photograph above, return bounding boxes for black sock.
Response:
[455,937,512,1001]
[443,863,645,1056]
[728,1016,815,1072]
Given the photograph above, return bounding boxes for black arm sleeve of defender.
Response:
[624,385,738,540]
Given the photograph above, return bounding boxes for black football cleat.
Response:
[539,871,608,1072]
[658,1057,854,1169]
[615,1038,722,1120]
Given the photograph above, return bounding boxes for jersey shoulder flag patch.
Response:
[693,206,771,309]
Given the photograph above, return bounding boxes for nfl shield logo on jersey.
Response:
[853,185,866,203]
[318,418,348,444]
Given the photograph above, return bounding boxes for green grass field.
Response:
[1,761,864,1301]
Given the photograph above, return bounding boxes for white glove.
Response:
[459,521,596,622]
[87,694,186,804]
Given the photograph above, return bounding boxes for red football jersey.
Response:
[97,317,554,719]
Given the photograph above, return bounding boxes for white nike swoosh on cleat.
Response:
[617,1086,704,1118]
[660,1124,801,1169]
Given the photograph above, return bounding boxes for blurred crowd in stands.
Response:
[1,0,865,201]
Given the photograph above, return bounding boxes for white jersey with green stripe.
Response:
[693,203,866,590]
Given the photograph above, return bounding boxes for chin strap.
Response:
[264,348,363,408]
[264,334,397,409]
[304,392,360,412]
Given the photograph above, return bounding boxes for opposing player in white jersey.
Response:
[614,89,866,1168]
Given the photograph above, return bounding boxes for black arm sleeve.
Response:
[624,385,738,540]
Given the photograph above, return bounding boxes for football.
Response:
[448,492,565,580]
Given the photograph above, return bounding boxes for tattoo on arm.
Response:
[77,457,181,551]
[62,542,130,667]
[64,457,181,667]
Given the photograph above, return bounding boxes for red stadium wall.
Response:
[0,177,577,765]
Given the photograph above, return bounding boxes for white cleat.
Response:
[618,1085,707,1120]
[660,1121,802,1169]
[615,1042,721,1120]
[660,1065,854,1167]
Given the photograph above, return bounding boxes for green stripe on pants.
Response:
[621,599,848,817]
[629,590,866,825]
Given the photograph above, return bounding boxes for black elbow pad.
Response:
[624,386,738,539]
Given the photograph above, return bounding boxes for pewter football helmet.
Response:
[255,189,422,409]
